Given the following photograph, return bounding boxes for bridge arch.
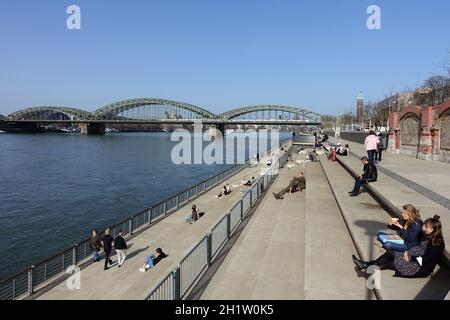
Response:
[8,106,92,121]
[218,105,322,121]
[92,98,216,120]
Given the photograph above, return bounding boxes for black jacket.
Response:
[114,235,127,250]
[362,163,377,182]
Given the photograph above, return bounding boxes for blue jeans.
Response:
[367,149,376,164]
[351,178,367,195]
[145,255,155,268]
[92,250,100,261]
[377,232,407,252]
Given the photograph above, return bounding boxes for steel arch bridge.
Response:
[8,106,93,121]
[5,98,323,122]
[92,98,217,120]
[219,105,322,121]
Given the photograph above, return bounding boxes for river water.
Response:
[0,131,289,279]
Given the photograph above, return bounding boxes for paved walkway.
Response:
[320,154,450,299]
[200,153,369,299]
[33,143,291,300]
[328,137,450,263]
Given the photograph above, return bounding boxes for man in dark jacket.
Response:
[349,156,377,197]
[101,228,114,270]
[114,230,127,268]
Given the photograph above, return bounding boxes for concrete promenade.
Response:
[33,143,291,300]
[200,153,370,299]
[329,136,450,263]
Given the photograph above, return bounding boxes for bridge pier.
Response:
[80,123,106,135]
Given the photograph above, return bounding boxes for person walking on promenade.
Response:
[101,228,114,270]
[364,130,379,164]
[139,248,168,272]
[353,215,445,278]
[273,172,306,199]
[376,204,423,252]
[90,229,102,262]
[114,229,127,268]
[376,132,387,162]
[348,156,377,197]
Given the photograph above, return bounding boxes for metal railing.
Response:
[0,140,291,300]
[144,146,292,300]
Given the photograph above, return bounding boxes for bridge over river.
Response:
[0,98,322,134]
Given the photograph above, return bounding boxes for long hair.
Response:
[423,215,445,246]
[402,204,421,224]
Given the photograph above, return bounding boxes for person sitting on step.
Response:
[348,156,377,197]
[352,215,444,278]
[376,204,423,253]
[273,172,306,199]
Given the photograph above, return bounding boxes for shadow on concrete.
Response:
[124,245,150,261]
[413,265,450,300]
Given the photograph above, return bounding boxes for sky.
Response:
[0,0,449,116]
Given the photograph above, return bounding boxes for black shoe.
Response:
[109,259,113,264]
[352,255,369,270]
[104,266,109,270]
[349,193,358,197]
[348,191,353,195]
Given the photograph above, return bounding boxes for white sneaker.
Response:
[139,268,144,272]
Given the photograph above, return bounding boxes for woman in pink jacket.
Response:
[364,130,379,164]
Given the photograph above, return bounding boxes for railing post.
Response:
[173,267,181,300]
[240,200,244,220]
[206,233,212,266]
[28,266,35,297]
[163,201,167,215]
[226,212,231,239]
[148,209,152,225]
[195,185,198,197]
[72,244,78,266]
[176,194,179,208]
[129,217,133,236]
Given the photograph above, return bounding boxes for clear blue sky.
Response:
[0,0,449,116]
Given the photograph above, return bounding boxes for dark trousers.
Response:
[376,149,382,161]
[367,149,376,164]
[351,178,367,195]
[370,251,396,270]
[104,249,112,269]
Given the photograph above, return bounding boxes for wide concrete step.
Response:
[327,140,450,265]
[304,162,371,299]
[319,154,450,300]
[199,157,307,299]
